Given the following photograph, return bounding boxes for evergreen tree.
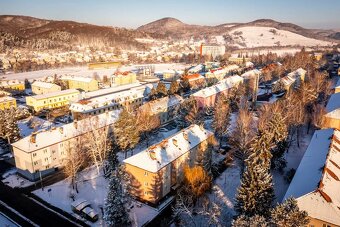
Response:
[270,198,309,227]
[114,108,140,158]
[156,81,168,98]
[232,215,268,227]
[24,78,31,89]
[3,108,21,143]
[104,168,130,226]
[168,80,179,95]
[149,87,158,100]
[235,158,275,217]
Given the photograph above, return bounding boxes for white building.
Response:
[200,44,226,59]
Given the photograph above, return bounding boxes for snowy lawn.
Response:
[33,166,162,227]
[1,168,35,188]
[272,128,314,203]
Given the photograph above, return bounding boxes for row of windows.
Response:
[42,95,75,104]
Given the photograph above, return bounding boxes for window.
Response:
[144,171,148,176]
[144,191,148,195]
[45,157,48,161]
[34,161,38,165]
[43,149,47,154]
[33,153,37,157]
[144,182,148,186]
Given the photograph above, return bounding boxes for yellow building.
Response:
[0,80,25,91]
[0,96,16,110]
[88,61,121,70]
[228,57,251,64]
[31,81,61,95]
[26,89,80,112]
[323,93,340,130]
[61,76,98,92]
[123,124,213,204]
[110,71,137,87]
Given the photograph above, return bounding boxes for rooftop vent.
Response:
[148,150,157,161]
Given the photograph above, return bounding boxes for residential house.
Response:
[11,110,120,180]
[0,96,16,110]
[283,129,340,227]
[182,74,206,90]
[277,68,306,92]
[70,88,144,120]
[123,124,213,204]
[139,95,183,125]
[192,75,244,109]
[0,80,25,91]
[31,81,61,95]
[323,93,340,130]
[204,65,239,84]
[26,89,80,112]
[110,71,137,87]
[61,76,99,92]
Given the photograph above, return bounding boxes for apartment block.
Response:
[31,81,61,95]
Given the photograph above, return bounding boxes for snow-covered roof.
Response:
[0,96,15,103]
[283,129,340,225]
[325,93,340,120]
[0,80,23,87]
[31,81,60,89]
[287,68,306,79]
[61,75,95,83]
[30,89,79,100]
[83,82,144,99]
[70,88,144,113]
[11,110,120,153]
[123,124,213,172]
[192,75,243,98]
[241,69,261,79]
[140,95,183,114]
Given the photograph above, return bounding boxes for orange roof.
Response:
[183,74,202,80]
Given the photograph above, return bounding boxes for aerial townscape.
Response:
[1,0,340,226]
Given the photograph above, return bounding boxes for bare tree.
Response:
[212,93,231,148]
[136,108,160,147]
[63,139,85,193]
[311,104,327,129]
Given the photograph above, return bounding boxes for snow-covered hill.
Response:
[228,26,333,48]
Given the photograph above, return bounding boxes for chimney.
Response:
[30,133,37,143]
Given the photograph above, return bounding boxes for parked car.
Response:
[71,199,98,222]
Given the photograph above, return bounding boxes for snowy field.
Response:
[2,63,187,81]
[229,26,333,48]
[33,165,164,227]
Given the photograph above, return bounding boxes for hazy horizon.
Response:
[0,0,340,29]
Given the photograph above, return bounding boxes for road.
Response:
[0,181,86,227]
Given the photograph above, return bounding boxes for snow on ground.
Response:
[0,212,19,227]
[33,166,161,227]
[272,127,313,203]
[2,168,35,188]
[229,26,333,48]
[3,63,187,81]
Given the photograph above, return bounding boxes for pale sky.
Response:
[0,0,339,29]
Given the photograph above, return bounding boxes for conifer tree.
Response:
[168,80,179,95]
[235,158,275,217]
[104,168,130,226]
[270,198,309,227]
[156,81,168,98]
[232,214,268,227]
[114,108,140,158]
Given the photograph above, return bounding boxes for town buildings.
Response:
[0,80,25,91]
[31,81,61,95]
[283,128,340,227]
[0,96,16,110]
[88,61,121,70]
[61,76,99,92]
[182,74,206,89]
[276,68,306,92]
[204,65,239,84]
[26,89,80,112]
[11,110,120,180]
[139,95,183,125]
[110,71,137,87]
[162,69,183,82]
[192,75,244,109]
[323,92,340,130]
[200,44,225,59]
[123,124,213,204]
[70,87,144,120]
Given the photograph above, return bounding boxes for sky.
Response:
[0,0,340,29]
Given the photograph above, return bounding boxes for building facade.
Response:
[192,75,243,109]
[61,76,99,92]
[11,110,120,180]
[123,124,213,204]
[200,44,225,59]
[110,71,137,87]
[0,80,25,91]
[323,93,340,130]
[26,89,80,112]
[0,96,16,110]
[139,95,183,125]
[88,61,121,70]
[31,81,61,95]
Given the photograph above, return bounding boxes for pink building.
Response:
[192,75,243,109]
